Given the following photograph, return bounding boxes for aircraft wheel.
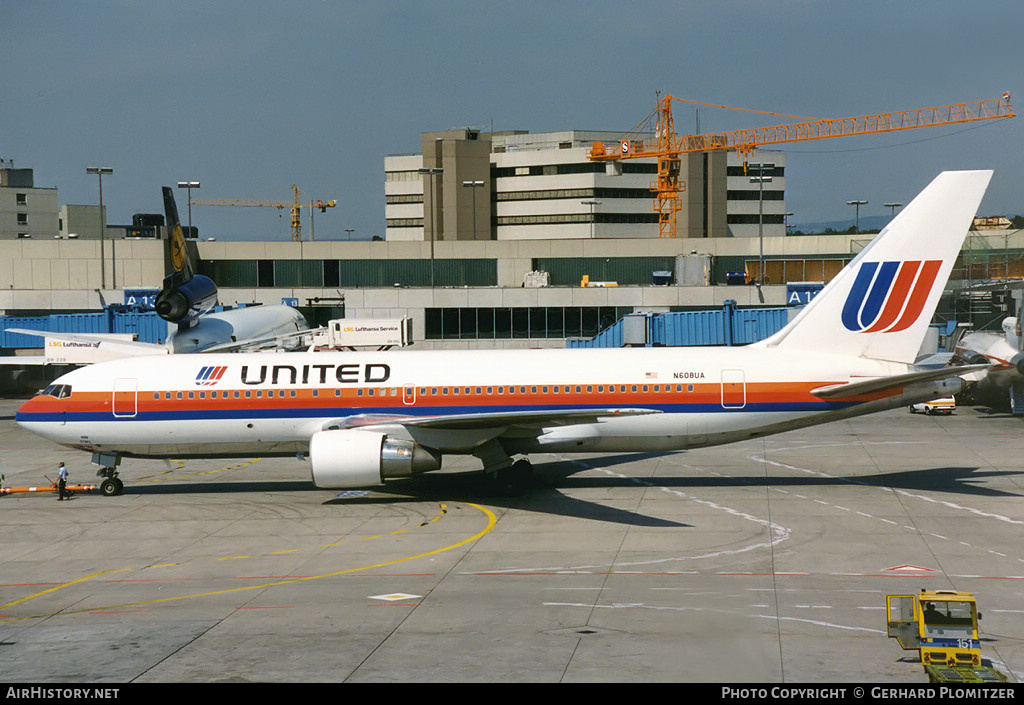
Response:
[100,478,119,497]
[495,459,533,496]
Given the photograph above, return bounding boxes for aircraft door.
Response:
[113,378,138,418]
[720,369,746,409]
[403,384,416,405]
[886,594,920,650]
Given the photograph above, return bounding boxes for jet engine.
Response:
[309,429,441,488]
[154,273,219,325]
[1012,353,1024,377]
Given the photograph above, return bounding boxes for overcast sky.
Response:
[2,1,1021,240]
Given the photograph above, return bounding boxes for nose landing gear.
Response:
[91,451,124,497]
[97,468,124,497]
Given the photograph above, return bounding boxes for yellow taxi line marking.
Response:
[1,503,498,622]
[137,458,261,483]
[0,569,131,611]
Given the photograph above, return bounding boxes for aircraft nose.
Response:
[15,395,42,425]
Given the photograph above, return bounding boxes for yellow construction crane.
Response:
[588,92,1016,238]
[192,185,337,241]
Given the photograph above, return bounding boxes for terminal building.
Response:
[2,149,1022,357]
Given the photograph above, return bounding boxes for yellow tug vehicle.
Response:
[886,589,1008,683]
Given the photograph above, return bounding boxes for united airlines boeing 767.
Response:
[15,171,998,496]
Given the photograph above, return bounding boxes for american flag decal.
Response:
[195,365,228,386]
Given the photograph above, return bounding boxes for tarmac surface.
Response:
[2,396,1024,683]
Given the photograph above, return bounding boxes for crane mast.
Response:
[192,185,337,241]
[588,93,1015,238]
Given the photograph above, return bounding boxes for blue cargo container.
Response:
[567,303,789,348]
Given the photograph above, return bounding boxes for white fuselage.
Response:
[166,304,308,353]
[15,344,920,460]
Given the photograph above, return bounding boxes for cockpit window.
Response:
[41,384,72,399]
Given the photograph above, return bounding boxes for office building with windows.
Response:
[385,129,786,241]
[0,168,60,240]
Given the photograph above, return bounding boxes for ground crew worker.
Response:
[57,462,69,501]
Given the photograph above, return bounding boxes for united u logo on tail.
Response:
[841,260,942,333]
[195,365,228,386]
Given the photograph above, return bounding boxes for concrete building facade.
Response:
[385,130,787,242]
[0,168,60,240]
[3,223,1022,351]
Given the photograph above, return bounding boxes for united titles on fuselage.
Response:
[238,363,392,386]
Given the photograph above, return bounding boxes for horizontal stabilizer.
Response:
[811,363,995,399]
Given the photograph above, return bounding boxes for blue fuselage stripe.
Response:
[16,400,859,424]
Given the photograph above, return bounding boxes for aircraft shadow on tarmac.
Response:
[109,451,1021,530]
[528,452,1023,498]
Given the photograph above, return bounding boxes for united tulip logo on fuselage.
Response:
[195,365,228,386]
[841,260,941,333]
[195,363,392,387]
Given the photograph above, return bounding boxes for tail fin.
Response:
[162,186,192,285]
[757,170,992,364]
[155,187,218,327]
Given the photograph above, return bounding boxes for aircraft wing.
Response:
[810,363,997,399]
[403,407,660,429]
[322,407,661,432]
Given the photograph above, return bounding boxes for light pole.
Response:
[847,199,868,233]
[86,167,113,289]
[344,228,354,240]
[418,166,443,288]
[748,163,774,283]
[176,181,200,239]
[462,180,485,240]
[883,202,902,225]
[784,212,794,235]
[581,199,601,238]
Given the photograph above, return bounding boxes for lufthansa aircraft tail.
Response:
[757,170,992,365]
[155,186,218,327]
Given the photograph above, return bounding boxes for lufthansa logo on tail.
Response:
[196,365,228,386]
[841,260,942,333]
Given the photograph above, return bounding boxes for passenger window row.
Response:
[145,383,700,401]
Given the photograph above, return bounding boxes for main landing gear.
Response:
[473,440,534,495]
[494,458,534,496]
[92,451,124,497]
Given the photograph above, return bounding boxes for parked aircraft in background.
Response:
[154,186,309,353]
[953,316,1024,409]
[16,171,998,497]
[4,187,310,367]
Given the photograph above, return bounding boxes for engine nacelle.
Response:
[309,429,441,488]
[1012,353,1024,378]
[154,274,218,324]
[905,376,967,403]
